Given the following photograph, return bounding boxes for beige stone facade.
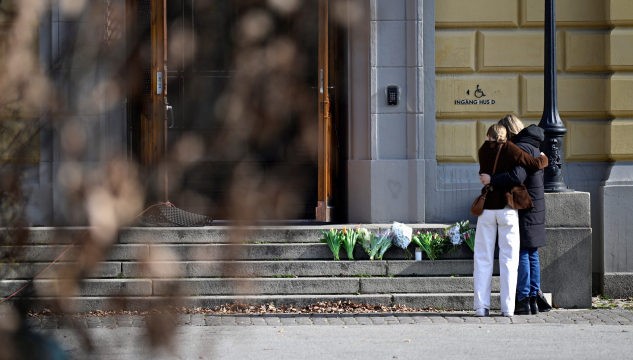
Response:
[436,0,633,163]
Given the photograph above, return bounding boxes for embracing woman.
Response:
[473,124,548,317]
[479,115,553,315]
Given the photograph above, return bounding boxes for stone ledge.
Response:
[544,192,591,228]
[3,262,121,279]
[387,259,500,276]
[393,293,501,310]
[152,278,361,296]
[123,261,388,278]
[120,225,448,244]
[0,279,152,297]
[126,295,394,311]
[2,245,148,262]
[11,225,450,245]
[603,273,633,298]
[360,277,500,294]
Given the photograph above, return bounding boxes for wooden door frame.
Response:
[316,0,334,222]
[127,1,342,217]
[126,0,167,200]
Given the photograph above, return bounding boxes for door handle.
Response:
[320,69,323,94]
[166,105,174,128]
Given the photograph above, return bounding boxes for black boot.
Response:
[529,296,539,315]
[536,290,552,312]
[515,297,531,315]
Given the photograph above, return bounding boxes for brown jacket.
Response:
[478,141,549,210]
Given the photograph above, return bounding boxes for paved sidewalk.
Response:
[47,318,633,360]
[25,309,633,329]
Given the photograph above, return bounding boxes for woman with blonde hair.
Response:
[474,124,548,317]
[479,114,552,315]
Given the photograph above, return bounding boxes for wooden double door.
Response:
[127,0,343,221]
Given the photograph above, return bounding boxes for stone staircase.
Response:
[1,226,505,312]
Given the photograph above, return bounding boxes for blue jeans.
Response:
[517,247,540,301]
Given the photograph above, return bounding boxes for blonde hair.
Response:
[498,114,524,139]
[487,124,507,142]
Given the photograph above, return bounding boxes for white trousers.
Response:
[473,207,520,314]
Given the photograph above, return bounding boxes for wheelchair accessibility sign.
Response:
[454,85,496,105]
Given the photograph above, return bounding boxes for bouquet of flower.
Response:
[391,222,413,259]
[411,231,447,261]
[320,228,342,260]
[375,231,393,260]
[445,223,462,246]
[358,227,373,253]
[340,227,360,260]
[462,228,476,252]
[458,220,476,252]
[359,230,390,260]
[445,220,476,252]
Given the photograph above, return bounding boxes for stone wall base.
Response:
[603,273,633,299]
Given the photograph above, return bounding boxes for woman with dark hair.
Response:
[479,114,553,315]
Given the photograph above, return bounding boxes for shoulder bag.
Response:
[470,144,503,217]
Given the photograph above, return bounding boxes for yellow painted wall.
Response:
[436,0,633,163]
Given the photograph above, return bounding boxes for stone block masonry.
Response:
[539,193,592,308]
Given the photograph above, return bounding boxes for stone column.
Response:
[600,0,633,297]
[347,0,434,223]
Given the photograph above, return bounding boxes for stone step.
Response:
[152,277,497,296]
[6,292,553,312]
[393,292,553,311]
[153,278,361,296]
[360,277,500,294]
[1,277,499,297]
[123,261,388,278]
[23,225,450,244]
[1,262,121,279]
[393,293,501,310]
[9,294,393,312]
[122,260,499,278]
[7,294,502,312]
[147,243,479,261]
[387,260,499,276]
[1,279,152,297]
[1,259,493,280]
[2,245,147,262]
[5,242,486,263]
[2,259,497,279]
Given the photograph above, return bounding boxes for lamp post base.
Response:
[543,183,574,193]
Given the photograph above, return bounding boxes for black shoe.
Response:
[529,296,539,315]
[515,297,531,315]
[536,290,552,312]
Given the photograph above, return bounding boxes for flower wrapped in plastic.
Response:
[359,228,391,260]
[391,222,412,249]
[375,231,393,260]
[319,228,342,260]
[445,224,462,246]
[411,231,448,260]
[340,227,360,260]
[462,229,476,252]
[458,220,476,252]
[391,222,413,259]
[358,227,372,253]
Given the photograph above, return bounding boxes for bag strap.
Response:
[491,144,503,175]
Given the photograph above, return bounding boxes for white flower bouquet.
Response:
[391,222,413,259]
[444,220,476,252]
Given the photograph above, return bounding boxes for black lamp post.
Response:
[538,0,572,192]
